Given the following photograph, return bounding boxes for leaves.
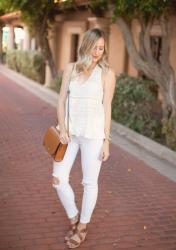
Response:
[112,0,172,20]
[112,74,163,139]
[6,49,45,84]
[0,0,56,30]
[162,116,176,151]
[90,0,109,17]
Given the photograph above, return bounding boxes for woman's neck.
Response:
[88,63,97,71]
[82,63,97,75]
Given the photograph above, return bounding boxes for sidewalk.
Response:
[0,73,176,250]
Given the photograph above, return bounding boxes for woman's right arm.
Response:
[57,63,73,144]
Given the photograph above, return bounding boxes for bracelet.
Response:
[104,134,112,142]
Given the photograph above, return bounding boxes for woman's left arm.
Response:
[101,68,116,161]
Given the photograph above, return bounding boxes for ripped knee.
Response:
[52,176,60,186]
[52,175,69,189]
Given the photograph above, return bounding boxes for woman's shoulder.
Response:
[106,67,115,77]
[102,67,116,81]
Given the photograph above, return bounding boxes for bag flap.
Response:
[43,126,61,155]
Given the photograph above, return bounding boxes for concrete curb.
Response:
[1,64,176,180]
[111,121,176,168]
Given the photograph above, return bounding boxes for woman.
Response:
[52,28,115,248]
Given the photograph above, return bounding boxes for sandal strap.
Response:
[68,236,81,246]
[76,228,87,241]
[76,228,87,234]
[68,228,87,246]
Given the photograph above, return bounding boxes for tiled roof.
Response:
[0,11,21,21]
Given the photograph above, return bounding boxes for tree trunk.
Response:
[154,71,176,119]
[36,29,57,81]
[160,69,176,118]
[116,16,176,120]
[35,11,57,82]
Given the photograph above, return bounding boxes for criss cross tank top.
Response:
[65,64,105,139]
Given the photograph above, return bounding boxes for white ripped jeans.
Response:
[52,135,103,224]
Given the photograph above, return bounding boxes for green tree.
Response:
[0,0,58,80]
[90,0,176,149]
[91,0,176,118]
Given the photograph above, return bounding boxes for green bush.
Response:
[112,74,163,141]
[6,50,17,71]
[6,49,45,84]
[50,72,63,93]
[162,116,176,151]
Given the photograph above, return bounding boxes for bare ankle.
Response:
[77,223,87,230]
[70,213,79,224]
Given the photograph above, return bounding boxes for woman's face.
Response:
[90,37,105,63]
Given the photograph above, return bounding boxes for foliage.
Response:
[89,0,176,151]
[113,0,172,20]
[90,0,173,19]
[6,50,16,70]
[57,0,74,10]
[89,0,108,17]
[0,0,55,32]
[112,74,163,141]
[50,71,63,92]
[0,0,12,15]
[6,49,45,84]
[162,117,176,151]
[0,0,59,79]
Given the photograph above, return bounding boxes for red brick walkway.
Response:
[0,73,176,250]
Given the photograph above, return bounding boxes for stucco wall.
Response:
[56,21,87,70]
[108,23,126,75]
[53,12,140,76]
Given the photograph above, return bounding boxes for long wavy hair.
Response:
[75,28,109,75]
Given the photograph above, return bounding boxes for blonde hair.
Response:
[75,28,109,74]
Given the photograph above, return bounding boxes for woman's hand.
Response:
[100,140,110,161]
[59,128,71,144]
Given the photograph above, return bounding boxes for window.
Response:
[123,46,129,73]
[70,34,79,62]
[150,36,162,63]
[140,36,162,78]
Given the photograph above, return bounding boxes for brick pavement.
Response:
[0,73,176,250]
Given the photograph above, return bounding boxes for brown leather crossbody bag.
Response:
[43,64,74,162]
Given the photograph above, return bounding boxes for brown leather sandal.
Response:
[64,214,80,242]
[66,227,88,249]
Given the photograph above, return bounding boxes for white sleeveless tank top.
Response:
[65,64,105,139]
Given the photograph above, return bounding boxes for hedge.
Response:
[112,74,164,142]
[6,49,45,84]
